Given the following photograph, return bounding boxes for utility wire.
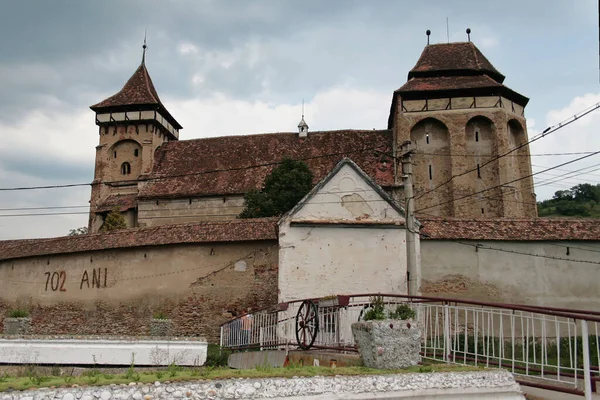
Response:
[450,241,600,265]
[414,102,600,201]
[420,151,599,158]
[437,161,600,211]
[0,145,392,192]
[414,151,600,213]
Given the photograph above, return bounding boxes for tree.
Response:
[239,157,314,218]
[99,209,127,232]
[68,226,88,236]
[552,190,573,201]
[572,183,599,203]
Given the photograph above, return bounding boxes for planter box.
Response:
[351,319,421,369]
[3,317,31,335]
[150,319,172,336]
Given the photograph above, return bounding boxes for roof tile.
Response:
[408,42,505,82]
[420,218,600,241]
[0,219,278,261]
[138,130,394,199]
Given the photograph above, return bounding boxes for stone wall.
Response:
[392,95,537,218]
[0,241,278,343]
[137,195,245,228]
[420,239,600,309]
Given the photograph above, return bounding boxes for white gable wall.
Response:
[278,162,409,302]
[292,164,404,223]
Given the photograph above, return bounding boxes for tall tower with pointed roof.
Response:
[88,44,182,232]
[389,40,536,218]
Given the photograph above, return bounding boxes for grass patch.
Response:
[0,363,479,392]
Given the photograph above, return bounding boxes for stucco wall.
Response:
[420,240,600,309]
[278,162,408,302]
[0,241,278,342]
[279,226,407,302]
[137,195,245,227]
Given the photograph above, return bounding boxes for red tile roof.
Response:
[90,63,182,130]
[395,75,529,106]
[96,194,138,212]
[398,75,501,92]
[408,42,505,83]
[0,219,278,261]
[420,218,600,241]
[138,130,394,199]
[91,63,161,109]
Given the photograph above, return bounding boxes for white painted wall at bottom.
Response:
[0,338,207,366]
[279,226,407,302]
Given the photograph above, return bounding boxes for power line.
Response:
[414,102,600,201]
[420,151,598,158]
[438,161,600,211]
[414,151,600,213]
[532,163,600,180]
[0,145,393,192]
[450,241,600,265]
[0,205,89,211]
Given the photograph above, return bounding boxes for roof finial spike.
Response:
[142,29,148,64]
[426,29,431,45]
[466,28,471,42]
[302,98,304,118]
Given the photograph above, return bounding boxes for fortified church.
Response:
[0,37,598,342]
[88,38,536,232]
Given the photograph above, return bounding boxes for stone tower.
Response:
[88,48,182,232]
[389,41,537,218]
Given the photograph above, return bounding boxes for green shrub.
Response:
[361,297,415,321]
[8,309,29,318]
[153,311,168,320]
[205,344,230,367]
[388,304,416,320]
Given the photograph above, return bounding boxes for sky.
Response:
[0,0,599,240]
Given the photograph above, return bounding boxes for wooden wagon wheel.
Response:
[295,300,319,350]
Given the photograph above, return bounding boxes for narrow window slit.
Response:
[428,165,432,180]
[426,133,430,144]
[477,164,481,178]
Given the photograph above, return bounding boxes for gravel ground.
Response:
[0,369,523,399]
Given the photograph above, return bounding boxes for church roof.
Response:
[90,62,182,129]
[0,219,278,261]
[420,218,600,241]
[408,42,505,83]
[138,129,395,199]
[389,41,529,122]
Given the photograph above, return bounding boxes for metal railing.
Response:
[220,294,600,398]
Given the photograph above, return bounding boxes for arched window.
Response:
[121,162,131,175]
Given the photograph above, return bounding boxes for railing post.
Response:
[444,303,451,362]
[582,320,593,400]
[220,326,224,349]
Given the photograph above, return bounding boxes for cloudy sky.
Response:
[0,0,599,239]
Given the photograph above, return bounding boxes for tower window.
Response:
[134,149,139,157]
[477,164,481,178]
[113,151,117,158]
[121,162,131,175]
[428,165,432,180]
[426,133,430,144]
[475,130,479,142]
